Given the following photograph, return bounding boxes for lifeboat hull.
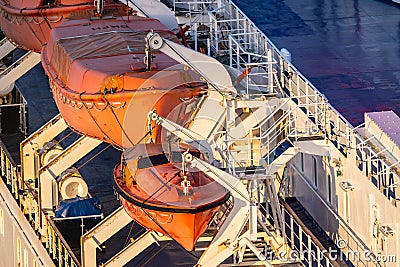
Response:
[49,81,202,147]
[42,14,204,147]
[121,197,219,251]
[113,148,230,251]
[0,2,95,51]
[1,15,53,51]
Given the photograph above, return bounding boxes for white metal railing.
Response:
[256,195,335,267]
[228,33,277,95]
[228,32,268,67]
[283,207,335,267]
[194,0,398,206]
[204,0,349,148]
[212,95,326,171]
[0,143,79,267]
[170,0,221,12]
[209,16,246,55]
[354,133,400,203]
[170,1,225,52]
[289,164,381,267]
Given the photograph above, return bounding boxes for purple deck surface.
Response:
[233,0,400,126]
[366,110,400,147]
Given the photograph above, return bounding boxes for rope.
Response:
[23,16,44,46]
[79,93,122,148]
[57,129,74,144]
[102,92,136,147]
[76,144,111,170]
[138,241,170,267]
[122,221,138,248]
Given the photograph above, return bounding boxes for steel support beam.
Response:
[39,136,102,212]
[0,51,40,93]
[293,139,330,157]
[21,114,68,183]
[103,231,170,267]
[148,32,236,95]
[81,206,133,267]
[0,38,15,61]
[183,156,251,266]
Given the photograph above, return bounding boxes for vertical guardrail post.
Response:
[229,36,233,67]
[58,238,62,267]
[0,140,82,266]
[267,49,273,93]
[289,212,294,250]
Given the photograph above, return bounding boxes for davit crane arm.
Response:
[145,31,237,96]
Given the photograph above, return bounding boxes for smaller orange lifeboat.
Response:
[0,0,99,51]
[113,143,230,251]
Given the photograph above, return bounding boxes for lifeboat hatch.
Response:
[42,0,56,6]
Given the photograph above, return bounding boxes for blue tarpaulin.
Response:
[55,197,101,218]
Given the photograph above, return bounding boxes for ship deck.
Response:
[2,0,400,266]
[233,0,400,126]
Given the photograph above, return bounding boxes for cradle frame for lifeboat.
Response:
[11,6,320,267]
[80,150,270,267]
[17,112,259,267]
[77,30,290,266]
[0,39,41,97]
[21,114,102,234]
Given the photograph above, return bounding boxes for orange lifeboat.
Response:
[11,0,227,252]
[114,143,230,251]
[0,0,97,51]
[41,8,205,147]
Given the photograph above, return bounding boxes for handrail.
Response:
[48,218,80,266]
[289,163,380,267]
[212,97,326,171]
[221,0,351,138]
[257,196,335,266]
[213,0,398,205]
[0,140,79,267]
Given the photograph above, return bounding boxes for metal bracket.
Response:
[81,206,133,267]
[21,114,68,184]
[38,135,102,212]
[0,50,40,93]
[102,230,170,267]
[146,31,236,95]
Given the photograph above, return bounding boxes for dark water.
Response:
[233,0,400,126]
